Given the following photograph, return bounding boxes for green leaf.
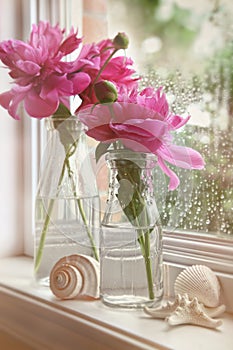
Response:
[116,159,146,225]
[116,159,142,184]
[95,142,111,163]
[52,103,72,133]
[52,103,74,150]
[53,103,71,120]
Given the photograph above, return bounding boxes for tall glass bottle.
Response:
[100,150,163,308]
[34,116,100,285]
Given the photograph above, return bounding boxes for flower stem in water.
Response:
[34,139,99,273]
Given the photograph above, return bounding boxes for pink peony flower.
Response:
[77,38,139,109]
[78,91,205,190]
[0,21,91,119]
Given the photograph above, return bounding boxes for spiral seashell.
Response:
[174,265,220,307]
[166,296,222,329]
[50,254,100,300]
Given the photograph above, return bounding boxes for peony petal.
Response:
[137,86,169,119]
[78,104,113,128]
[111,122,153,138]
[120,119,168,139]
[111,123,154,150]
[157,156,180,191]
[24,91,59,118]
[30,21,63,55]
[75,43,100,71]
[120,139,157,153]
[0,87,29,120]
[16,60,40,75]
[8,93,26,120]
[157,144,205,170]
[59,30,82,55]
[111,102,156,122]
[0,91,12,109]
[40,75,72,99]
[69,72,91,94]
[167,114,190,129]
[86,124,117,142]
[111,123,162,153]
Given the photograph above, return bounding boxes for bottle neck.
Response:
[102,151,159,228]
[108,164,155,199]
[37,117,98,198]
[106,150,157,170]
[106,150,156,205]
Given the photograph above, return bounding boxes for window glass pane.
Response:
[107,0,233,236]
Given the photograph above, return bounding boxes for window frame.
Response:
[21,0,233,279]
[23,0,83,256]
[0,3,233,349]
[163,230,233,272]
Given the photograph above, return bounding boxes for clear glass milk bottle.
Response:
[100,150,163,308]
[34,116,100,285]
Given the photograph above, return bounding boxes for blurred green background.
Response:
[107,0,233,236]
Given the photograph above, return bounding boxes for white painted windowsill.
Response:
[0,256,233,350]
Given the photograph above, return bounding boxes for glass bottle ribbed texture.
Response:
[100,150,163,308]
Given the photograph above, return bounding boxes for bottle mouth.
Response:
[46,116,86,132]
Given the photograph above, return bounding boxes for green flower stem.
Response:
[143,229,155,300]
[126,171,155,300]
[34,153,67,273]
[34,198,55,272]
[118,167,155,300]
[141,204,155,300]
[65,159,99,261]
[136,226,155,300]
[76,198,99,261]
[92,49,118,86]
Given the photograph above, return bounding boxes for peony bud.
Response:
[113,32,129,50]
[94,80,118,103]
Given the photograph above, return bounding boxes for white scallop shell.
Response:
[50,254,100,300]
[174,265,220,307]
[204,304,226,318]
[166,297,222,329]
